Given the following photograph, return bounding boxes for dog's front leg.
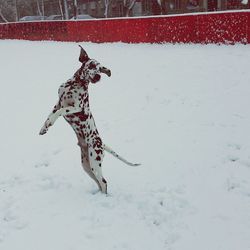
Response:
[39,106,82,135]
[39,103,60,135]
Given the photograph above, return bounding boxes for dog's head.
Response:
[78,45,111,84]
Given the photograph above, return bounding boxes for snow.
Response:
[0,40,250,250]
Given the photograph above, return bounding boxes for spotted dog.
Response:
[39,46,140,194]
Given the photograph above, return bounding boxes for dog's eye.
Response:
[89,63,96,70]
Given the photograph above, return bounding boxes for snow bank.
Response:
[0,40,250,250]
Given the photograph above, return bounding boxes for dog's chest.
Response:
[59,82,89,108]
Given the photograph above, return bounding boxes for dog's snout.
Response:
[100,67,111,77]
[106,69,111,77]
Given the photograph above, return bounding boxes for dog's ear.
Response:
[79,45,89,63]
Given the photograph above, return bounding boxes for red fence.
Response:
[0,11,249,44]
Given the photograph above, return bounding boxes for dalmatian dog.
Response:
[39,46,140,194]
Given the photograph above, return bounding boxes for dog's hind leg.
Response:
[88,144,107,194]
[77,137,102,191]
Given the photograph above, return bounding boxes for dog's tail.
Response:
[104,144,141,167]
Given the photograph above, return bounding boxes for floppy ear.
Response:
[79,45,89,63]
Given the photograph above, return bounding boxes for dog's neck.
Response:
[73,67,89,88]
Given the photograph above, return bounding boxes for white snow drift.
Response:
[0,40,250,250]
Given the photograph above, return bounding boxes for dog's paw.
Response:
[39,126,48,135]
[39,119,52,135]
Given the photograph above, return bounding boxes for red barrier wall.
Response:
[0,11,249,44]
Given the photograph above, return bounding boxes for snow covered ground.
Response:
[0,40,250,250]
